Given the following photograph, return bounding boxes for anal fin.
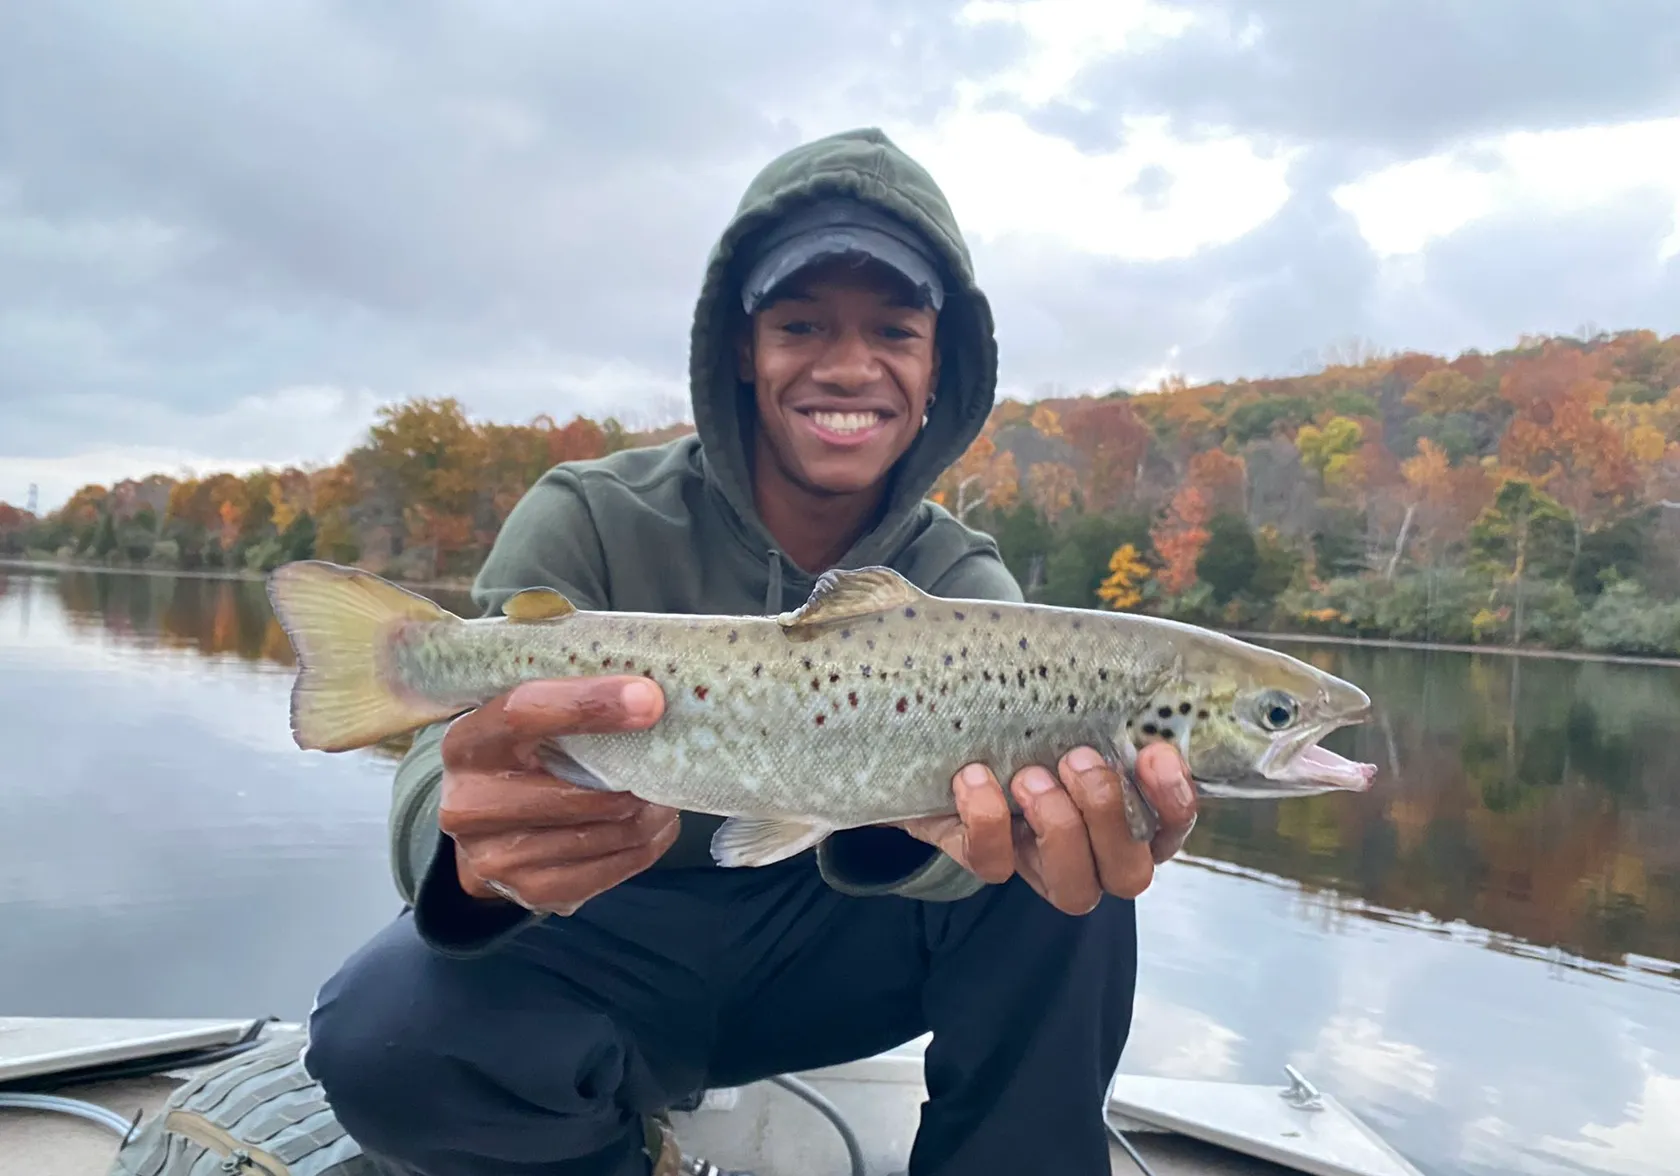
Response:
[534,740,621,793]
[710,816,833,868]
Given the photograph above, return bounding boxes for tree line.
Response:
[4,328,1678,655]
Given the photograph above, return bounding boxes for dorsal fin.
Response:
[778,566,926,640]
[501,586,577,622]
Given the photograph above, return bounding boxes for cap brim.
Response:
[742,225,944,314]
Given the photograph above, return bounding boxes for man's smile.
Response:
[797,406,895,446]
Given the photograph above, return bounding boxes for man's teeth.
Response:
[810,411,882,434]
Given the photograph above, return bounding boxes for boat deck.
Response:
[2,1019,1413,1176]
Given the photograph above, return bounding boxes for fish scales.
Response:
[266,559,1379,868]
[393,603,1175,826]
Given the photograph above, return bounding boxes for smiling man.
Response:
[302,128,1198,1176]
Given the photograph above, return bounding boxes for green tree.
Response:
[1196,513,1259,604]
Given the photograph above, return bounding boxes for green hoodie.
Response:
[392,127,1024,954]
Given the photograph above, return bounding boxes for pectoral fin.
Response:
[710,816,833,868]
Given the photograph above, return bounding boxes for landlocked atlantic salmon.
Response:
[266,560,1379,868]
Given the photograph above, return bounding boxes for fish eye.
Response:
[1256,691,1298,730]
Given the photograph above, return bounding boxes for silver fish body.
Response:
[267,560,1379,867]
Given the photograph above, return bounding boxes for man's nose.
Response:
[811,327,882,390]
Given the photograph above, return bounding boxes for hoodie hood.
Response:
[688,127,999,574]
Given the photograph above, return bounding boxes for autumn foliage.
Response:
[5,330,1679,654]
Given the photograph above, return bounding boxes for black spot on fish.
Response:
[1024,727,1035,739]
[1016,669,1027,687]
[642,670,655,680]
[1179,702,1192,715]
[953,718,963,731]
[903,656,914,669]
[867,639,876,650]
[1098,669,1109,681]
[861,665,872,677]
[829,672,840,683]
[848,692,858,708]
[601,657,614,667]
[1142,722,1158,735]
[590,641,600,653]
[896,697,908,714]
[915,690,925,704]
[568,653,578,665]
[728,630,738,644]
[810,678,820,692]
[803,657,813,670]
[1072,619,1083,630]
[667,663,678,674]
[525,654,534,666]
[953,610,966,621]
[1018,637,1028,650]
[990,610,1001,620]
[983,670,993,682]
[815,714,826,726]
[1067,694,1078,712]
[960,646,969,659]
[752,664,763,677]
[1037,665,1048,679]
[904,607,917,618]
[1197,709,1209,719]
[694,685,709,701]
[840,628,852,640]
[943,654,953,666]
[1160,726,1174,740]
[1157,706,1173,719]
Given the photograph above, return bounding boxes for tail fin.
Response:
[266,560,464,752]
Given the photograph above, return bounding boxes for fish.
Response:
[265,559,1379,869]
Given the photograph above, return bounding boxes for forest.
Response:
[4,329,1679,656]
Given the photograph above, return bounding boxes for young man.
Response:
[303,128,1198,1176]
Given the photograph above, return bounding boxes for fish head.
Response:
[1124,635,1377,799]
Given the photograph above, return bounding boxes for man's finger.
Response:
[1009,765,1101,915]
[506,818,683,912]
[1058,748,1154,899]
[1132,742,1198,864]
[950,763,1016,883]
[459,805,682,881]
[503,677,666,738]
[440,772,651,834]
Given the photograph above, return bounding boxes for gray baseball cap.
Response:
[739,196,946,315]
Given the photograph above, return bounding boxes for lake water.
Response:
[2,565,1677,1176]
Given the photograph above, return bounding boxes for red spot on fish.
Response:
[896,697,908,713]
[568,653,577,665]
[602,657,614,667]
[694,685,709,701]
[848,691,858,707]
[815,714,826,726]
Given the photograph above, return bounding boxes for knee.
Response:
[301,917,452,1154]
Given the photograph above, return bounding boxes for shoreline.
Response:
[5,557,1678,668]
[1225,628,1680,669]
[0,557,474,594]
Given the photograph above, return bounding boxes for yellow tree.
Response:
[932,432,1019,522]
[1096,543,1150,610]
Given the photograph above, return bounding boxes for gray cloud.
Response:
[1070,0,1680,159]
[2,1,1679,509]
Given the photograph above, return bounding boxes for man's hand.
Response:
[438,676,677,916]
[897,743,1198,915]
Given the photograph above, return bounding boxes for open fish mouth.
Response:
[1265,742,1378,792]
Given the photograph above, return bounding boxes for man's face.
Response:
[740,255,940,499]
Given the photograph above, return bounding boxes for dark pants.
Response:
[303,857,1137,1176]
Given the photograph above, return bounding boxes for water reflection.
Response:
[2,565,1677,1176]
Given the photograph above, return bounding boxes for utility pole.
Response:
[26,483,38,516]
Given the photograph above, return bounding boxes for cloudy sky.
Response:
[3,1,1678,512]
